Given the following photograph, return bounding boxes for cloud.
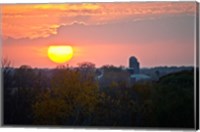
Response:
[1,2,196,39]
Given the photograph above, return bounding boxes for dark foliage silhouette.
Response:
[2,61,195,128]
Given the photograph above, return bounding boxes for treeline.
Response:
[2,60,195,128]
[140,66,193,80]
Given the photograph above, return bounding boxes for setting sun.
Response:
[48,45,73,64]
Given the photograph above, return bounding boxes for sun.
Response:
[48,45,73,64]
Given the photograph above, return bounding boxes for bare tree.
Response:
[1,58,12,87]
[1,57,11,68]
[1,57,12,83]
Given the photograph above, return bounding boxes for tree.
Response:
[99,69,130,89]
[3,64,44,124]
[77,62,96,81]
[33,65,99,125]
[2,58,14,124]
[152,70,194,128]
[1,57,12,69]
[1,57,13,88]
[14,65,37,89]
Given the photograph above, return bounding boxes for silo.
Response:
[129,56,140,74]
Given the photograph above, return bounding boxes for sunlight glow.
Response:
[48,45,73,64]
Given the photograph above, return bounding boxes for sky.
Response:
[1,2,197,68]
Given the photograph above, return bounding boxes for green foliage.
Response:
[132,82,157,126]
[3,60,195,128]
[33,90,70,125]
[131,70,195,128]
[33,65,99,125]
[99,69,130,89]
[133,82,154,101]
[92,91,137,126]
[152,70,194,128]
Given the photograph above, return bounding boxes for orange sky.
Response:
[1,2,197,68]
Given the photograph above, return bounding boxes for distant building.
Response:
[95,69,104,80]
[130,74,151,82]
[129,56,140,74]
[95,56,151,88]
[128,56,151,83]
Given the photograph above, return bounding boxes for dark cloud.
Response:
[55,14,195,45]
